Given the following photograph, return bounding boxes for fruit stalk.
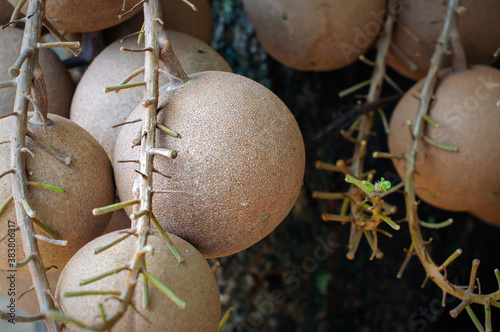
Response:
[404,0,500,319]
[343,0,397,259]
[6,0,60,330]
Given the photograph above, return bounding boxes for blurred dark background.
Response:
[207,1,500,331]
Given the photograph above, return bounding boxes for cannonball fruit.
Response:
[104,0,213,45]
[388,65,500,212]
[56,231,221,332]
[0,114,115,271]
[70,31,231,161]
[114,71,305,258]
[7,0,141,33]
[387,0,500,80]
[243,0,387,71]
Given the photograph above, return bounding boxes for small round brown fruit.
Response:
[388,65,500,212]
[104,0,213,45]
[243,0,387,71]
[114,71,305,258]
[0,114,115,271]
[387,0,500,80]
[0,270,61,315]
[56,231,220,331]
[70,31,232,161]
[7,0,141,33]
[0,27,74,118]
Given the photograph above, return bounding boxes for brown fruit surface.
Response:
[56,231,220,332]
[243,0,386,71]
[471,202,500,227]
[387,0,500,80]
[104,0,213,44]
[0,270,60,314]
[0,27,74,117]
[114,71,305,258]
[7,0,141,33]
[388,65,500,212]
[70,31,231,161]
[0,114,115,271]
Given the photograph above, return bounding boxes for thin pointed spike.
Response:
[465,305,484,332]
[423,135,458,152]
[32,218,61,240]
[9,0,27,25]
[397,243,415,279]
[93,199,140,216]
[35,234,67,246]
[377,108,390,134]
[26,131,71,165]
[93,232,133,255]
[438,249,463,271]
[420,218,453,229]
[141,269,185,308]
[151,213,183,262]
[217,307,234,332]
[42,18,81,56]
[142,260,150,309]
[0,195,13,217]
[156,123,181,138]
[116,67,145,87]
[311,191,346,200]
[27,181,64,193]
[79,265,129,286]
[118,0,146,19]
[104,81,146,93]
[21,199,36,218]
[338,79,371,98]
[64,291,121,297]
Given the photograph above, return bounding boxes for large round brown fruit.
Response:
[387,0,500,80]
[243,0,386,71]
[0,27,73,117]
[0,114,115,271]
[7,0,141,33]
[388,65,500,212]
[0,270,60,314]
[56,231,220,331]
[104,0,213,45]
[70,31,231,161]
[114,71,305,258]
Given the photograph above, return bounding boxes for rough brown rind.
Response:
[114,71,305,258]
[0,27,74,118]
[7,0,141,33]
[0,114,115,271]
[388,65,500,212]
[243,0,386,71]
[56,232,221,332]
[104,0,213,45]
[70,31,232,161]
[387,0,500,80]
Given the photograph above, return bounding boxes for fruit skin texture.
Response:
[243,0,386,71]
[387,0,500,80]
[70,31,232,161]
[56,231,220,332]
[104,0,213,45]
[0,114,115,271]
[0,270,60,315]
[471,202,500,227]
[114,71,306,258]
[388,65,500,212]
[0,27,73,117]
[7,0,141,33]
